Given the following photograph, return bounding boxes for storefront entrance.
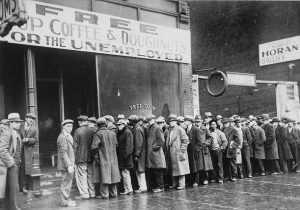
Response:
[35,48,97,167]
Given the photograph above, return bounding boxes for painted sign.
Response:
[129,103,155,111]
[0,1,191,63]
[192,74,200,115]
[226,72,256,87]
[259,36,300,66]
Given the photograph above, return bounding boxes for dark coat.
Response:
[91,126,120,184]
[108,124,118,135]
[241,126,254,157]
[20,124,38,175]
[74,125,94,163]
[0,128,20,168]
[262,123,279,160]
[275,125,293,160]
[187,125,201,173]
[117,126,133,169]
[133,124,146,172]
[250,126,266,159]
[146,123,166,169]
[195,126,213,171]
[166,125,190,176]
[223,126,241,159]
[57,132,75,171]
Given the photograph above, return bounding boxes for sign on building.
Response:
[259,36,300,66]
[226,72,256,87]
[192,74,200,115]
[0,1,191,63]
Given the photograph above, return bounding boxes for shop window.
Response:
[140,10,177,28]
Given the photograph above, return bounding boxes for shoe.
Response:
[271,172,279,175]
[74,196,90,200]
[152,188,163,193]
[192,183,198,187]
[177,186,185,190]
[218,180,223,183]
[61,201,77,207]
[260,172,266,176]
[22,187,28,195]
[248,175,253,178]
[203,180,208,185]
[120,191,133,195]
[134,189,147,194]
[231,178,237,182]
[239,175,244,179]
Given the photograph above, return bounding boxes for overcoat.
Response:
[108,124,118,135]
[117,126,133,169]
[146,123,166,169]
[275,125,293,160]
[166,125,190,176]
[250,126,266,159]
[223,126,241,159]
[262,123,279,160]
[195,126,213,171]
[20,124,38,175]
[57,131,75,171]
[73,125,94,163]
[91,126,120,184]
[187,125,201,173]
[133,124,146,172]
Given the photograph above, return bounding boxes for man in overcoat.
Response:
[286,118,300,172]
[249,119,266,176]
[146,115,166,193]
[272,117,293,173]
[19,113,38,194]
[165,115,190,190]
[91,118,120,199]
[116,119,134,195]
[74,115,95,199]
[241,118,253,178]
[104,115,118,135]
[57,119,76,207]
[88,117,97,131]
[184,115,201,187]
[131,115,147,193]
[0,113,23,210]
[261,114,280,174]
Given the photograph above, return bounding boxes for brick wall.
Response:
[190,1,300,118]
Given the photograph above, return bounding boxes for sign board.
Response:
[0,1,191,63]
[192,74,200,115]
[0,0,28,37]
[259,36,300,66]
[226,72,256,87]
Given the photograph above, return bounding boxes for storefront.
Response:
[0,0,192,189]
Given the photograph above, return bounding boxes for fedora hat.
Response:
[216,115,223,120]
[194,115,202,122]
[222,118,229,124]
[116,119,127,125]
[156,116,165,124]
[176,116,184,122]
[77,115,88,121]
[204,112,213,118]
[26,113,36,119]
[104,115,115,123]
[61,119,74,126]
[96,117,106,126]
[168,114,178,122]
[271,117,281,123]
[7,113,23,122]
[88,117,97,123]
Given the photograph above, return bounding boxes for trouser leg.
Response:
[178,176,185,187]
[75,163,89,198]
[237,164,243,177]
[135,171,147,191]
[87,163,95,197]
[19,158,26,190]
[257,159,265,173]
[229,158,237,178]
[121,169,133,192]
[109,184,118,197]
[60,170,74,205]
[171,176,178,187]
[154,169,164,190]
[242,147,252,176]
[100,183,109,198]
[278,144,288,173]
[5,165,19,210]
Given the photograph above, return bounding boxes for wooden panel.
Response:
[127,0,177,13]
[36,0,91,10]
[140,10,177,27]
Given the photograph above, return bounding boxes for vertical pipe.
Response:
[59,69,65,121]
[95,54,101,116]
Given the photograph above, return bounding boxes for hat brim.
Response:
[8,119,24,122]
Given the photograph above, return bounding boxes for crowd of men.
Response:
[0,111,300,209]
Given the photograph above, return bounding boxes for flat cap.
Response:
[184,115,194,122]
[229,117,234,122]
[128,115,139,121]
[261,114,270,120]
[286,118,296,123]
[176,116,184,122]
[271,117,281,123]
[117,114,125,120]
[169,114,178,122]
[96,117,106,126]
[0,119,9,125]
[61,119,74,126]
[240,117,247,123]
[26,113,36,119]
[156,116,165,123]
[146,115,156,122]
[104,115,115,123]
[88,117,97,123]
[77,115,88,121]
[222,118,229,123]
[194,115,202,122]
[216,115,223,120]
[204,112,213,118]
[116,119,127,125]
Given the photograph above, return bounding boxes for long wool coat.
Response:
[275,125,293,160]
[223,126,241,159]
[91,126,120,184]
[146,123,166,169]
[262,123,279,160]
[250,126,266,159]
[117,126,133,169]
[195,126,213,171]
[241,126,253,157]
[57,132,75,171]
[133,124,146,173]
[166,125,190,176]
[187,125,201,173]
[73,125,94,163]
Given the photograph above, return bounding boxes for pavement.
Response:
[19,173,300,210]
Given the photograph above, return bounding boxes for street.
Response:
[21,173,300,210]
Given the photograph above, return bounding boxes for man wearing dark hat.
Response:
[234,118,244,178]
[194,115,202,128]
[19,113,38,194]
[57,119,76,207]
[203,112,213,130]
[104,115,117,135]
[272,117,292,173]
[0,113,23,210]
[286,118,300,172]
[261,114,280,175]
[240,118,253,178]
[74,115,95,199]
[145,115,166,193]
[91,118,120,199]
[130,115,147,193]
[116,119,134,195]
[88,117,97,131]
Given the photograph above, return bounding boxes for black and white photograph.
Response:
[1,0,300,209]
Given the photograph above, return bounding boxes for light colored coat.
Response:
[57,132,75,171]
[166,125,190,176]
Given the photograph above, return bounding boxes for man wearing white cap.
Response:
[0,113,23,210]
[57,119,76,207]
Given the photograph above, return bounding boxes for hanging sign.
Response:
[226,72,256,87]
[0,1,191,63]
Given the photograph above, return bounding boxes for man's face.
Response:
[157,122,164,128]
[272,122,279,127]
[184,120,191,126]
[263,119,269,125]
[235,122,241,128]
[63,123,73,133]
[217,120,222,125]
[25,117,34,125]
[170,120,177,127]
[195,121,201,127]
[88,121,95,128]
[79,120,87,126]
[288,122,293,127]
[10,121,21,130]
[224,122,229,128]
[117,124,125,130]
[211,122,217,130]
